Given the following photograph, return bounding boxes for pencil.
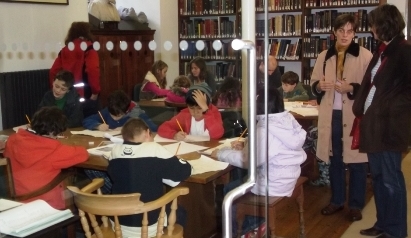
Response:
[176,119,184,133]
[25,114,31,125]
[98,111,107,124]
[237,128,248,141]
[175,142,181,155]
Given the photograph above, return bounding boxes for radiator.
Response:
[0,69,50,129]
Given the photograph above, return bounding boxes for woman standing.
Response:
[49,22,101,118]
[353,4,410,238]
[140,60,170,100]
[310,14,372,221]
[188,57,216,96]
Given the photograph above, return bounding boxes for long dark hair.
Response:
[151,60,168,89]
[256,87,284,115]
[64,22,94,45]
[189,57,208,81]
[368,4,405,42]
[214,77,241,107]
[32,107,67,136]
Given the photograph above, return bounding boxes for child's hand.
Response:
[192,90,209,111]
[210,149,219,159]
[97,124,109,131]
[113,127,122,131]
[231,141,244,150]
[174,131,187,141]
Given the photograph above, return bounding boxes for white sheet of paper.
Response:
[162,141,209,156]
[185,135,210,142]
[188,155,229,175]
[200,143,232,155]
[218,137,246,144]
[289,107,319,117]
[71,129,121,138]
[104,133,124,143]
[12,125,28,132]
[154,134,177,143]
[0,199,23,212]
[87,144,115,159]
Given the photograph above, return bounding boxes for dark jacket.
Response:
[38,90,83,128]
[352,35,411,153]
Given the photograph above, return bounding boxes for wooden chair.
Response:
[68,179,190,238]
[236,176,308,238]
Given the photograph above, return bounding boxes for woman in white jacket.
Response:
[212,88,307,197]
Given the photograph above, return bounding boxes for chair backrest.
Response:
[68,179,189,238]
[0,157,15,198]
[133,83,143,102]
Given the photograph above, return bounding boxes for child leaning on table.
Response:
[158,83,224,141]
[211,87,307,235]
[82,90,157,132]
[277,71,309,102]
[165,75,191,104]
[4,107,88,210]
[107,118,192,238]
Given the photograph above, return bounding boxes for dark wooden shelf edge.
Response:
[305,3,380,9]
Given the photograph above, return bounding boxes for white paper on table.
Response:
[104,133,124,143]
[12,125,28,132]
[289,107,318,117]
[284,101,304,111]
[0,199,22,212]
[200,143,232,156]
[87,144,115,159]
[188,155,229,175]
[71,129,121,138]
[184,135,210,142]
[162,141,209,156]
[0,199,73,237]
[218,137,246,144]
[154,134,177,143]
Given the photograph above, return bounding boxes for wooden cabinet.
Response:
[91,29,155,106]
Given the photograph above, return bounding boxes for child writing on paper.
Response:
[82,90,157,132]
[38,70,83,128]
[4,107,88,210]
[277,71,309,102]
[107,118,192,237]
[158,83,224,141]
[140,60,170,100]
[211,88,307,235]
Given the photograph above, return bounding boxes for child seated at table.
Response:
[107,118,192,237]
[211,87,307,235]
[82,90,157,132]
[213,76,242,108]
[38,70,83,128]
[158,83,224,141]
[165,75,191,104]
[278,71,309,102]
[4,107,88,209]
[140,60,170,100]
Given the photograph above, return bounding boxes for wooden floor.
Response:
[215,177,374,238]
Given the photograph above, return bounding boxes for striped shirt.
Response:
[364,56,382,113]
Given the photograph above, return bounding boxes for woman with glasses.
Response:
[310,14,372,221]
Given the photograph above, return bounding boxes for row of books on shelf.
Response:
[256,39,302,61]
[180,40,238,60]
[179,0,236,15]
[182,62,239,81]
[304,9,370,34]
[306,0,379,7]
[302,35,378,58]
[180,17,236,39]
[256,14,302,37]
[255,0,302,11]
[302,66,314,85]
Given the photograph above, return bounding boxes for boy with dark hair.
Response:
[4,107,88,209]
[38,70,83,128]
[107,118,192,237]
[82,90,157,132]
[158,83,224,141]
[278,71,309,102]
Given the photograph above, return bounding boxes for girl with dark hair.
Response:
[140,60,170,100]
[4,107,88,209]
[188,57,217,96]
[353,4,411,238]
[214,77,242,108]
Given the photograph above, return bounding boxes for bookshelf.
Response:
[177,0,241,82]
[301,0,387,84]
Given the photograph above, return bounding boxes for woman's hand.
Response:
[97,124,109,131]
[335,79,353,94]
[174,131,187,141]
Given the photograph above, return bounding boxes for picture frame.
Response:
[0,0,68,5]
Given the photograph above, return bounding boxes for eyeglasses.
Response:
[336,28,354,35]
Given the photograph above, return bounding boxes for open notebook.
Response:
[0,200,73,237]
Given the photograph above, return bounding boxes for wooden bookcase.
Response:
[91,29,155,106]
[177,0,241,82]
